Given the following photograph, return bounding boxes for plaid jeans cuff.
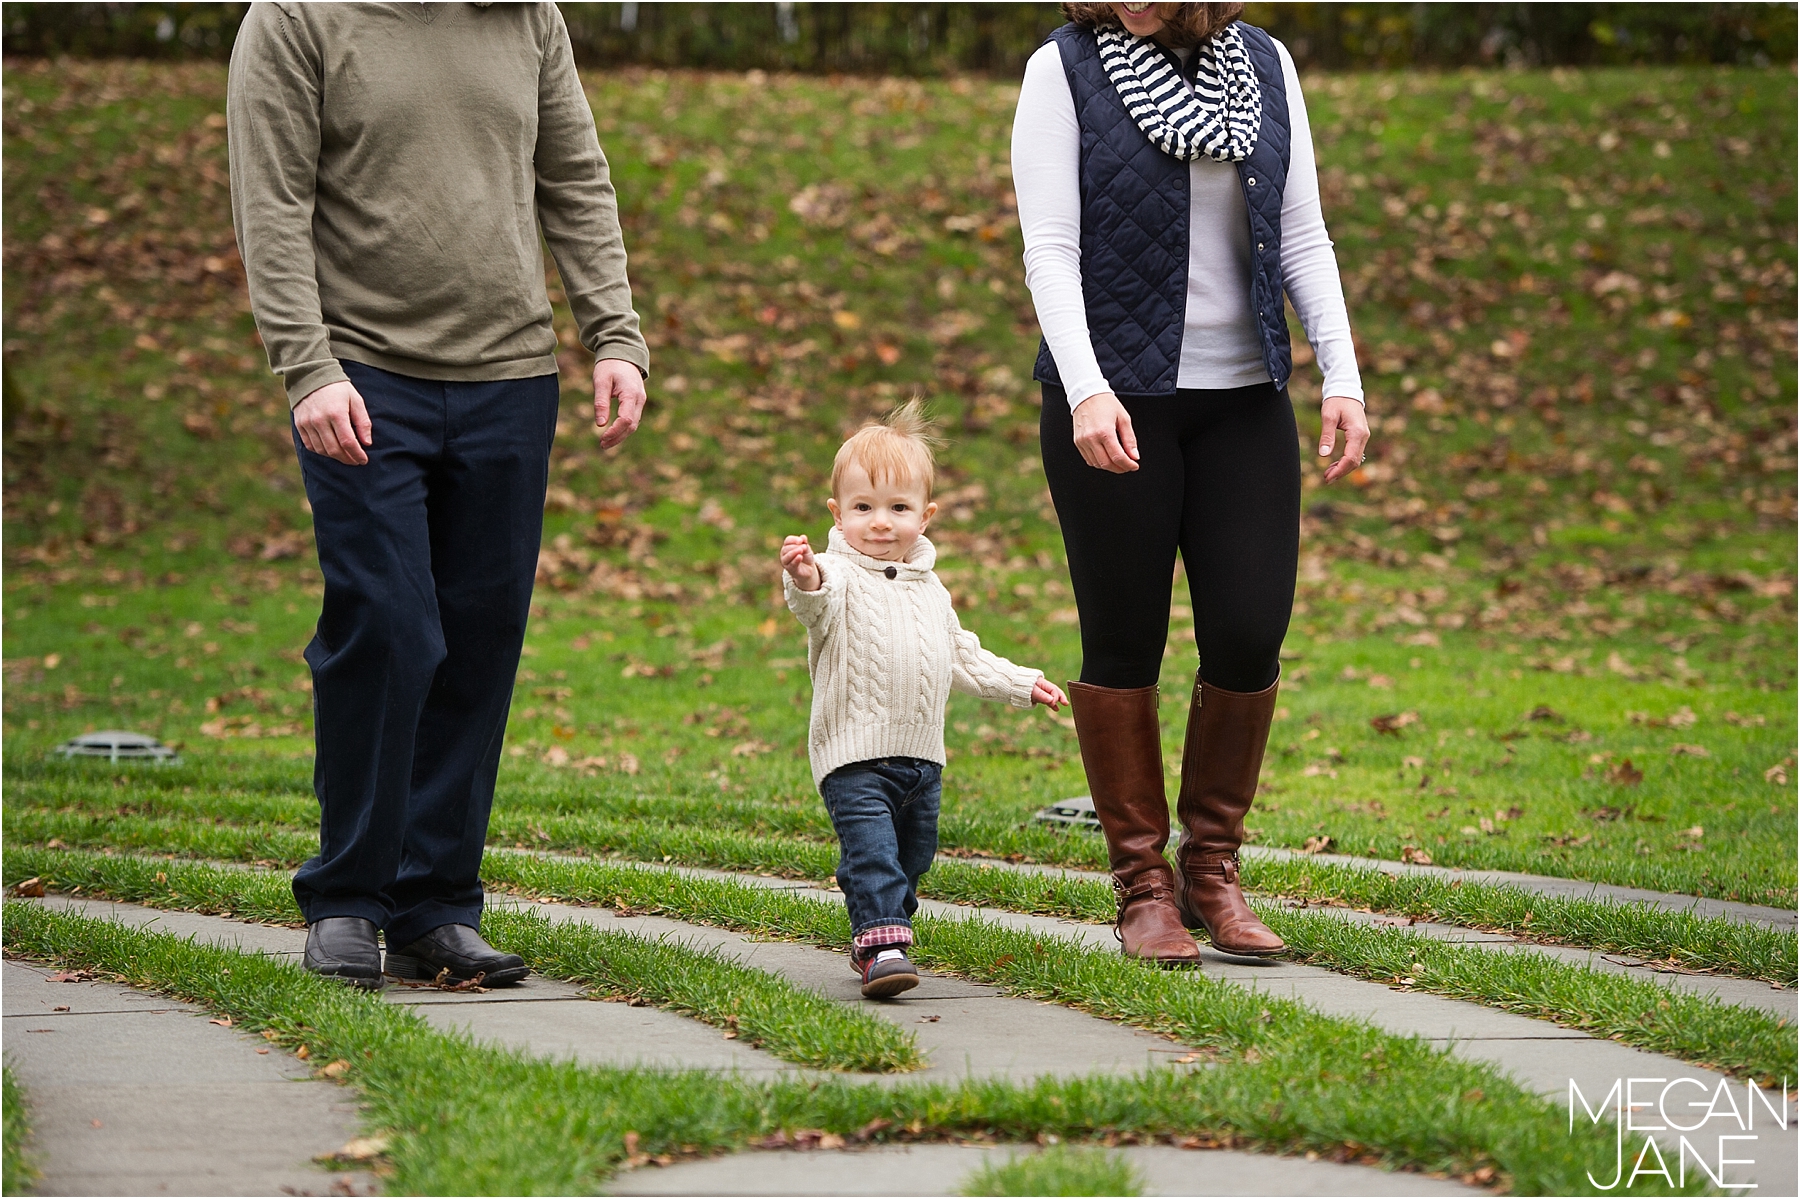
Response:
[850,924,913,964]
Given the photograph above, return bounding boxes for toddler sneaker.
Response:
[859,947,920,998]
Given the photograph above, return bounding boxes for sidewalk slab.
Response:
[1292,902,1799,1020]
[605,1142,1476,1197]
[906,856,1798,1016]
[655,871,1800,1195]
[494,897,1202,1085]
[936,843,1797,929]
[38,896,800,1077]
[1,958,372,1197]
[33,883,1799,1195]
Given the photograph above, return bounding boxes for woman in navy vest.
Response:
[1014,2,1368,963]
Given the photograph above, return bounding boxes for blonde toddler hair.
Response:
[830,399,942,498]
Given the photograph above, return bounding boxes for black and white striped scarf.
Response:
[1096,23,1262,163]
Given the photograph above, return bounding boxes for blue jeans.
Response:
[820,757,942,942]
[291,361,558,948]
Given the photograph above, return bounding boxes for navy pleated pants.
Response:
[291,360,558,948]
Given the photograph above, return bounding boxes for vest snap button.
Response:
[1247,176,1257,185]
[884,566,897,579]
[1258,242,1265,250]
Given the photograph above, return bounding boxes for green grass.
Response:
[2,1066,35,1197]
[12,847,1791,1083]
[3,62,1794,908]
[478,907,923,1073]
[1271,912,1795,1086]
[5,901,1676,1196]
[2,56,1793,1191]
[962,1144,1143,1197]
[9,802,1791,985]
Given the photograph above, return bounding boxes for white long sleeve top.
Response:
[1013,37,1364,410]
[784,528,1042,790]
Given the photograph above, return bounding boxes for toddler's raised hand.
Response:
[1030,678,1067,711]
[780,534,821,592]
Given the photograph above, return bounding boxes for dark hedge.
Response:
[2,2,1793,74]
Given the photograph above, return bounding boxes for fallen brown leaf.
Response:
[1369,710,1420,735]
[329,1136,389,1162]
[1603,758,1643,786]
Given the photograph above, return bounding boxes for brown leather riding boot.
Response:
[1174,671,1285,957]
[1068,682,1200,965]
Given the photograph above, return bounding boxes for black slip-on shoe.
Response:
[385,923,529,987]
[859,950,920,999]
[303,917,383,990]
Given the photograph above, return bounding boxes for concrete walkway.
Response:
[672,859,1798,1019]
[2,958,374,1197]
[31,895,1209,1086]
[642,865,1800,1196]
[13,896,1470,1197]
[946,844,1797,929]
[23,886,1798,1195]
[606,1142,1469,1197]
[1290,900,1798,1018]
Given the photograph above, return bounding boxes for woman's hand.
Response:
[1318,395,1371,485]
[1071,391,1140,473]
[780,534,821,592]
[1030,678,1068,711]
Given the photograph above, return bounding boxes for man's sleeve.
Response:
[534,7,651,376]
[226,3,345,408]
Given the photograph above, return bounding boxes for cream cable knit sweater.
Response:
[785,527,1043,790]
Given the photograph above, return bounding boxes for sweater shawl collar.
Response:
[825,526,936,577]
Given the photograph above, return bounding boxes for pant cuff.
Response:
[850,922,913,963]
[294,893,390,931]
[384,903,483,950]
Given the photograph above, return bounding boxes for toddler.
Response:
[781,403,1066,998]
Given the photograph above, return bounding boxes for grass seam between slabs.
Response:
[1,1065,38,1196]
[7,846,1793,1086]
[4,898,1673,1196]
[8,806,1793,984]
[961,1143,1146,1197]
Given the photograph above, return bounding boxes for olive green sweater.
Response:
[227,2,649,406]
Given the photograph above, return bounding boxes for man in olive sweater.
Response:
[228,2,650,988]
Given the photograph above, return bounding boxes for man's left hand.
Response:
[594,358,647,449]
[1318,395,1371,485]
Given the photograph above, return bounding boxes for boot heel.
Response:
[383,953,426,980]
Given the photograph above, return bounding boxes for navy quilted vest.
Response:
[1031,22,1293,398]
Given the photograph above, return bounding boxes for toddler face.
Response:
[827,463,937,561]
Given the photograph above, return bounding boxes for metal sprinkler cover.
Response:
[53,730,179,764]
[1032,795,1101,832]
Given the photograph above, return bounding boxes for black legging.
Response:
[1041,382,1301,693]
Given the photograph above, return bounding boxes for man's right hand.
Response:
[294,380,373,465]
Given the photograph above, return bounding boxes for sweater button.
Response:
[885,566,897,579]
